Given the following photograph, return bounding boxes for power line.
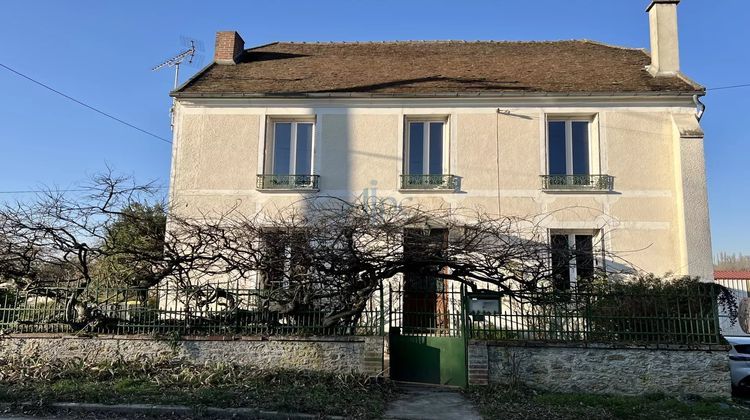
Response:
[707,83,750,91]
[0,62,172,145]
[0,189,89,194]
[0,187,168,195]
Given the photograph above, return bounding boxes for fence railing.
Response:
[468,287,722,345]
[540,174,615,191]
[256,174,320,191]
[388,282,465,337]
[0,282,383,336]
[0,281,724,345]
[400,174,458,191]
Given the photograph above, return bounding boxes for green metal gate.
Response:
[388,281,467,387]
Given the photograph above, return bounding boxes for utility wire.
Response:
[0,62,172,145]
[2,58,747,143]
[0,187,168,195]
[707,83,750,91]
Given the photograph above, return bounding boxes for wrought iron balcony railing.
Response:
[541,174,615,191]
[400,174,458,191]
[257,174,319,191]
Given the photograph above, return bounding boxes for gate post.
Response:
[363,336,385,376]
[467,341,489,385]
[379,285,385,336]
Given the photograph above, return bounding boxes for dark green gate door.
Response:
[389,282,467,387]
[390,333,466,386]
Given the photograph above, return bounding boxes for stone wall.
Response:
[0,335,385,375]
[469,340,730,397]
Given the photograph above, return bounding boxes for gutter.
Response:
[171,90,706,99]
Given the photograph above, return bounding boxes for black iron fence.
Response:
[0,281,724,344]
[0,282,383,336]
[469,287,723,345]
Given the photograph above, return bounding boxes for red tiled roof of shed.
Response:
[714,271,750,280]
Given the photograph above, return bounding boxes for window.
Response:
[548,120,590,176]
[544,118,612,191]
[406,121,445,176]
[259,230,310,288]
[258,120,318,190]
[550,231,598,290]
[402,119,455,190]
[269,121,313,175]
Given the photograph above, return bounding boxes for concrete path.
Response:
[384,383,482,420]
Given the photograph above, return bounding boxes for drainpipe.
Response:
[693,94,706,121]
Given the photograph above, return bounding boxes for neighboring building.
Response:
[715,271,750,336]
[168,0,713,289]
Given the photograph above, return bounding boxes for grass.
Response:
[465,385,750,420]
[0,359,395,419]
[3,359,747,419]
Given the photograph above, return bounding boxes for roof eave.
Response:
[171,90,706,99]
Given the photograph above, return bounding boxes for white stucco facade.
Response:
[167,94,713,281]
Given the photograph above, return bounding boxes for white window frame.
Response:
[403,117,450,175]
[545,116,600,176]
[265,118,316,175]
[549,229,604,288]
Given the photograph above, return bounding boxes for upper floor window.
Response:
[402,118,456,190]
[543,117,613,191]
[406,120,445,176]
[548,119,590,176]
[258,119,318,191]
[268,120,313,175]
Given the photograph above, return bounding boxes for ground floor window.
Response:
[259,229,310,289]
[550,230,599,290]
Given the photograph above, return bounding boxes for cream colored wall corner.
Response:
[671,113,714,281]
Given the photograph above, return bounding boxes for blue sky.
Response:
[1,1,748,254]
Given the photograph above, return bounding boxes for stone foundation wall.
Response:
[0,335,385,375]
[469,340,730,397]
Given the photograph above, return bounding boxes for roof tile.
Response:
[175,40,702,96]
[715,271,750,280]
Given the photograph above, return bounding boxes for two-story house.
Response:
[168,0,712,290]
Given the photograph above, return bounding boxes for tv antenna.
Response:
[152,36,205,130]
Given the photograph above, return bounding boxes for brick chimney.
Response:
[214,31,245,64]
[647,0,680,76]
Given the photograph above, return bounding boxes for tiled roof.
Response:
[714,271,750,280]
[174,40,703,97]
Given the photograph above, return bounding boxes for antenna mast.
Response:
[152,41,198,131]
